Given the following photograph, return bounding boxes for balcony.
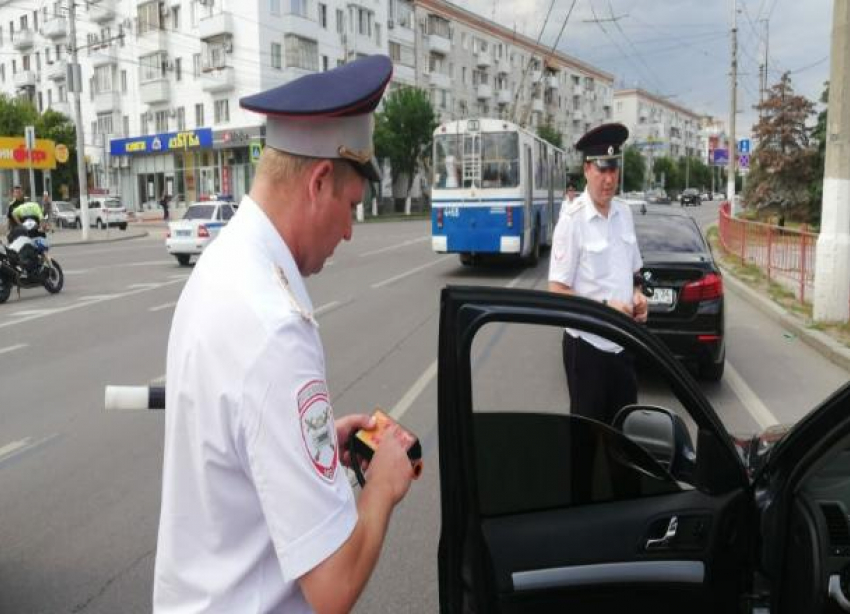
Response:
[476,84,492,100]
[201,66,235,93]
[13,71,36,89]
[429,71,451,90]
[475,53,492,69]
[573,84,583,96]
[198,12,234,40]
[546,75,559,90]
[530,70,542,84]
[13,29,35,51]
[51,101,71,116]
[43,16,68,39]
[497,89,512,105]
[531,98,544,113]
[90,45,119,66]
[89,0,117,23]
[94,91,121,113]
[572,109,584,121]
[47,60,68,81]
[495,58,510,74]
[137,28,168,53]
[428,33,451,55]
[140,78,170,104]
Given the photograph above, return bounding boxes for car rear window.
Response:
[219,205,235,220]
[634,215,707,254]
[103,199,122,208]
[184,205,216,220]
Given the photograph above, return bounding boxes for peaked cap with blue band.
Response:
[240,55,393,182]
[576,122,629,170]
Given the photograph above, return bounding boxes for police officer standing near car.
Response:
[548,123,648,425]
[153,55,416,613]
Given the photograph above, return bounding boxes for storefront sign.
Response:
[0,137,57,169]
[110,128,213,157]
[55,144,70,164]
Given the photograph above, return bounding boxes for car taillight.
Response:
[681,273,723,302]
[506,206,513,228]
[436,208,443,229]
[198,225,210,238]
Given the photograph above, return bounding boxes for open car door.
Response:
[437,286,756,614]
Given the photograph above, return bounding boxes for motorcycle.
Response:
[0,219,64,303]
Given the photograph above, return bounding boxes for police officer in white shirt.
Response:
[548,123,648,425]
[153,55,416,613]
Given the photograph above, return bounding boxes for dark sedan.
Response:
[680,188,702,207]
[632,205,724,380]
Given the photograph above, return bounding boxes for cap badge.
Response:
[607,146,614,155]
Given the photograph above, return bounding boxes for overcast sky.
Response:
[464,0,834,139]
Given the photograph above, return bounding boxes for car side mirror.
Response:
[613,405,696,483]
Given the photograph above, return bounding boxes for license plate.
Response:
[647,287,674,306]
[176,230,191,237]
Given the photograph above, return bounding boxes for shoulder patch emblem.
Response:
[297,380,338,482]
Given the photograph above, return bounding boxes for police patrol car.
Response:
[165,200,236,266]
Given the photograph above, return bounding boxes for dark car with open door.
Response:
[437,285,850,614]
[632,204,725,380]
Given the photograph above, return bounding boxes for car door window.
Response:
[219,205,234,221]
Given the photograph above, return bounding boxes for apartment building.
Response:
[0,0,612,206]
[613,88,702,164]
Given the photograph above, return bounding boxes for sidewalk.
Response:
[47,224,151,247]
[720,263,850,373]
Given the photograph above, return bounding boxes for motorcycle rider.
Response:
[6,185,26,234]
[7,201,46,276]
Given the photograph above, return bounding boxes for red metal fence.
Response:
[717,202,817,303]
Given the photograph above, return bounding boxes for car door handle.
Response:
[646,516,678,550]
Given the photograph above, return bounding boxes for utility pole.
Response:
[727,0,738,215]
[813,0,850,323]
[69,0,90,240]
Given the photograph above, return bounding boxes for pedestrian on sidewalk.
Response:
[159,192,171,221]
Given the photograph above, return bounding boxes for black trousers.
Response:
[562,332,638,425]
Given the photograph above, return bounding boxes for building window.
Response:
[176,106,185,131]
[270,0,280,15]
[94,64,113,93]
[174,57,182,81]
[195,102,204,127]
[193,53,201,78]
[121,69,127,92]
[389,42,414,67]
[137,1,163,35]
[97,112,114,135]
[271,42,282,69]
[139,52,166,82]
[155,110,168,133]
[356,7,372,37]
[47,89,52,105]
[375,23,381,46]
[318,3,327,27]
[171,5,180,28]
[37,92,43,112]
[427,14,449,38]
[214,99,229,123]
[336,8,344,34]
[321,55,328,71]
[203,43,228,70]
[123,115,130,136]
[284,34,318,71]
[288,0,309,18]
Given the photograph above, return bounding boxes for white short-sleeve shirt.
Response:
[153,196,357,613]
[548,191,643,353]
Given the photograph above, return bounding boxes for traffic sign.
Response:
[738,139,750,155]
[712,148,729,166]
[249,140,263,164]
[25,125,35,151]
[738,154,750,169]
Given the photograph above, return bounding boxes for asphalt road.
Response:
[0,206,846,613]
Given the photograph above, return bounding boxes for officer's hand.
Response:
[336,414,375,469]
[608,299,634,317]
[366,425,414,505]
[633,291,648,323]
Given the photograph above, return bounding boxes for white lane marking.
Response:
[371,256,452,289]
[359,236,430,258]
[128,283,161,290]
[9,309,57,317]
[149,301,177,312]
[0,433,58,465]
[127,260,176,267]
[168,274,190,280]
[0,277,188,331]
[389,268,529,423]
[64,269,92,275]
[0,343,28,355]
[725,361,778,429]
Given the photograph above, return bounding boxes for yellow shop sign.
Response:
[0,137,57,169]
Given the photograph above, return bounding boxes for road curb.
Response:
[719,263,850,373]
[50,230,149,247]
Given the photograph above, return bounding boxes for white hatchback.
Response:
[165,201,237,266]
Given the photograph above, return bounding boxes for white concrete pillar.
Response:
[356,202,364,223]
[814,0,850,322]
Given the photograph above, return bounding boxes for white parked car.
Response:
[88,197,128,230]
[165,200,237,266]
[51,201,80,228]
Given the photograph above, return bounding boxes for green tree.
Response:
[622,146,645,192]
[0,95,78,197]
[374,87,438,213]
[807,81,829,223]
[743,72,818,218]
[536,124,562,149]
[652,156,678,190]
